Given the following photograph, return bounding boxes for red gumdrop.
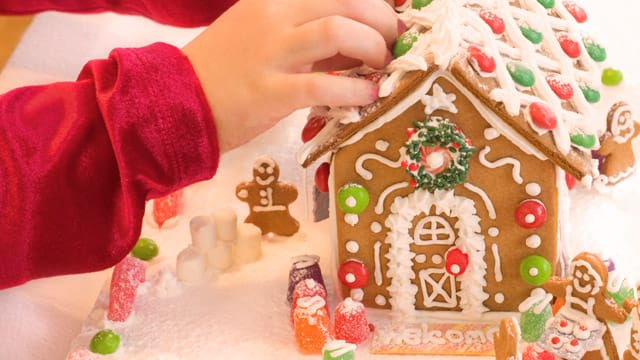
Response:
[334,298,371,345]
[290,279,328,326]
[315,162,330,193]
[153,190,182,228]
[514,199,547,229]
[565,172,577,190]
[522,344,555,360]
[563,1,587,23]
[66,349,100,360]
[338,260,369,289]
[301,116,328,143]
[546,73,574,100]
[108,256,146,322]
[445,248,469,276]
[557,33,581,58]
[468,45,496,74]
[528,102,557,130]
[479,9,505,35]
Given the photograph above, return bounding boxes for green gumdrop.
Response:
[519,255,552,286]
[131,237,159,261]
[520,303,552,342]
[537,0,555,9]
[393,31,419,58]
[337,184,370,214]
[608,282,635,308]
[520,26,543,44]
[584,38,607,62]
[570,134,597,149]
[580,85,601,103]
[507,62,535,87]
[323,347,355,360]
[602,68,623,86]
[412,0,433,9]
[90,329,120,355]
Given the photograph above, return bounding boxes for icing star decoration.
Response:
[422,84,458,115]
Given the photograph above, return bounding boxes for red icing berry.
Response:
[570,338,580,346]
[563,1,587,23]
[301,115,327,143]
[108,256,146,322]
[565,172,577,190]
[334,298,371,344]
[445,248,469,276]
[408,162,419,172]
[401,160,409,169]
[558,33,581,58]
[479,9,505,35]
[528,102,557,130]
[409,180,417,187]
[468,45,496,74]
[559,319,569,327]
[406,128,417,138]
[546,73,574,100]
[153,190,182,228]
[515,199,547,229]
[314,162,330,193]
[338,260,369,289]
[551,336,561,345]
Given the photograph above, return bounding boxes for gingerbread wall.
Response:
[332,75,559,313]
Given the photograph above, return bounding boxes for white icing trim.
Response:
[478,146,524,184]
[463,182,497,219]
[374,241,383,286]
[422,83,458,114]
[355,149,405,181]
[491,243,503,282]
[376,140,390,151]
[525,182,542,196]
[483,127,500,141]
[375,182,409,215]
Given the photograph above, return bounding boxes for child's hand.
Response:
[182,0,400,153]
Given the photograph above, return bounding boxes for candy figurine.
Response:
[293,295,334,354]
[493,317,520,360]
[323,340,356,360]
[152,189,182,228]
[287,255,326,304]
[334,297,371,345]
[537,252,627,360]
[236,156,299,236]
[623,287,640,360]
[107,256,146,322]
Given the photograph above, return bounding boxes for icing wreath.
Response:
[403,116,475,191]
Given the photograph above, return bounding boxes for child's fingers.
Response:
[287,0,398,46]
[274,73,378,110]
[311,55,363,72]
[280,16,391,71]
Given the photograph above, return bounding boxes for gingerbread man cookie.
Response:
[538,252,627,360]
[596,102,640,186]
[236,156,300,236]
[623,289,640,360]
[493,317,520,360]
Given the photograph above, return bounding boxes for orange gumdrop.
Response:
[293,295,334,354]
[552,298,564,315]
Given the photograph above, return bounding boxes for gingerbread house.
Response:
[296,0,639,320]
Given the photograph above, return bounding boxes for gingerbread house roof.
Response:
[296,0,636,185]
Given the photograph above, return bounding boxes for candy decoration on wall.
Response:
[557,33,581,59]
[536,0,554,9]
[563,0,587,23]
[519,255,552,286]
[467,45,496,75]
[514,199,547,229]
[89,329,120,355]
[315,162,330,193]
[393,30,419,58]
[545,73,574,100]
[507,62,535,88]
[337,184,370,214]
[334,298,372,344]
[570,133,597,149]
[527,102,557,130]
[403,117,475,191]
[565,172,577,190]
[479,9,505,35]
[302,115,328,143]
[412,0,432,10]
[583,38,606,62]
[445,248,469,276]
[338,260,369,289]
[579,84,600,103]
[107,256,146,322]
[520,26,543,45]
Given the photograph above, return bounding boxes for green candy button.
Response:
[537,0,555,9]
[570,133,597,149]
[507,62,536,88]
[519,255,552,286]
[602,68,623,86]
[337,184,370,214]
[131,237,159,261]
[412,0,433,9]
[90,329,120,355]
[393,31,419,58]
[520,26,543,44]
[583,38,607,62]
[580,85,601,103]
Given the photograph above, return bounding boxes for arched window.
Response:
[413,216,455,245]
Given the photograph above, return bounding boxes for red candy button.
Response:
[565,172,577,190]
[314,162,330,193]
[528,102,557,130]
[338,260,369,289]
[468,45,497,74]
[564,1,587,23]
[479,9,505,35]
[546,73,574,100]
[445,248,469,276]
[558,33,581,58]
[301,115,327,143]
[515,199,547,229]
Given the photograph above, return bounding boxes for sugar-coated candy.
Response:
[108,256,146,322]
[293,295,334,354]
[89,329,120,355]
[334,297,371,345]
[519,288,553,343]
[287,255,326,304]
[66,349,100,360]
[176,246,208,283]
[323,340,356,360]
[608,277,635,308]
[290,279,328,325]
[130,237,159,261]
[152,190,182,228]
[522,344,555,360]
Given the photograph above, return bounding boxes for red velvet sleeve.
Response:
[0,42,219,289]
[0,0,237,27]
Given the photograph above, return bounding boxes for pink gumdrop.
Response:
[523,344,555,360]
[66,349,100,360]
[290,279,328,326]
[153,190,182,228]
[334,298,371,344]
[108,256,146,322]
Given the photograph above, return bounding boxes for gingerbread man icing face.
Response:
[571,259,605,296]
[253,157,278,186]
[609,102,636,143]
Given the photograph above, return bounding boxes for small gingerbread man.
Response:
[537,252,627,360]
[597,101,640,185]
[493,317,520,360]
[236,155,299,236]
[623,287,640,360]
